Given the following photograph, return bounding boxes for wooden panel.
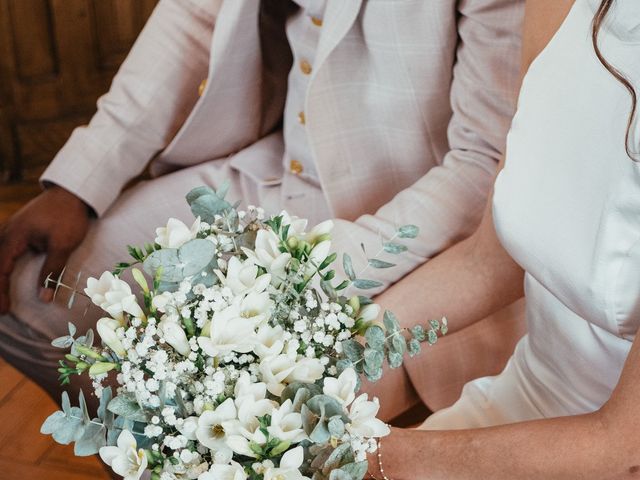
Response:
[8,0,58,81]
[0,0,159,180]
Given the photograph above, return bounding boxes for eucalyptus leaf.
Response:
[352,279,383,290]
[408,339,421,357]
[428,329,439,345]
[387,350,403,369]
[341,340,364,363]
[329,471,352,480]
[367,259,396,269]
[343,254,356,281]
[327,416,345,438]
[383,242,408,254]
[107,395,147,422]
[364,326,385,351]
[52,335,74,349]
[398,225,419,239]
[74,422,106,456]
[336,359,354,376]
[143,239,215,283]
[410,325,426,342]
[323,443,351,473]
[364,348,384,371]
[191,193,233,224]
[186,186,216,205]
[68,322,77,336]
[383,311,400,334]
[390,334,407,355]
[338,461,368,480]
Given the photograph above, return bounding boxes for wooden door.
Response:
[0,0,158,182]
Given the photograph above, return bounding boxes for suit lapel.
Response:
[313,0,363,75]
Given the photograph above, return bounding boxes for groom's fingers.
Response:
[0,226,28,314]
[38,246,72,304]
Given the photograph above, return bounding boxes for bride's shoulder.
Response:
[521,0,575,74]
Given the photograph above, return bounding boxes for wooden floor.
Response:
[0,178,109,479]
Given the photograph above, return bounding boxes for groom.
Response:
[0,0,525,419]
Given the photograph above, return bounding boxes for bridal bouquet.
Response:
[40,184,447,480]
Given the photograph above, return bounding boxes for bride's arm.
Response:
[375,333,640,479]
[375,0,572,335]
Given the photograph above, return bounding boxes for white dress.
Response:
[422,0,640,430]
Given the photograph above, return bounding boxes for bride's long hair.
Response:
[593,0,638,158]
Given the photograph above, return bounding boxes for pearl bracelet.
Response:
[367,438,393,480]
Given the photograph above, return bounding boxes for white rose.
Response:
[155,217,201,249]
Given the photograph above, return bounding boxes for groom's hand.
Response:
[0,185,91,314]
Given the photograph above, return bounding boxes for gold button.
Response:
[290,159,304,175]
[298,111,306,125]
[198,78,208,96]
[311,16,323,27]
[300,59,312,75]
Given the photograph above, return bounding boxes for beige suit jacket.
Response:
[41,0,526,409]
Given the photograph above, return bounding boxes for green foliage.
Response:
[107,395,148,422]
[352,279,383,290]
[383,242,408,254]
[343,254,356,281]
[143,239,216,283]
[186,184,233,223]
[397,224,419,239]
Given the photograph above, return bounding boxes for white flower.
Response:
[155,217,201,249]
[263,447,310,480]
[158,319,191,356]
[178,416,199,441]
[197,304,257,358]
[234,372,267,409]
[347,394,390,438]
[259,354,297,397]
[287,357,325,385]
[254,324,285,359]
[96,318,126,357]
[219,257,271,295]
[243,230,291,285]
[199,462,247,480]
[99,430,148,480]
[152,291,174,313]
[85,272,134,322]
[196,398,238,455]
[238,291,274,326]
[279,211,308,238]
[306,240,331,273]
[323,367,358,406]
[227,399,277,458]
[359,304,381,322]
[304,219,334,244]
[267,399,306,444]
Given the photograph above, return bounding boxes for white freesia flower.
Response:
[280,211,308,238]
[287,357,325,385]
[254,324,286,359]
[96,318,126,357]
[85,272,134,322]
[304,219,334,244]
[234,372,267,410]
[243,230,291,285]
[198,304,257,358]
[178,416,200,441]
[219,257,271,295]
[347,394,390,438]
[227,398,277,458]
[158,319,191,356]
[196,398,238,455]
[155,217,201,249]
[151,291,174,313]
[259,354,297,396]
[267,399,306,444]
[359,303,381,322]
[199,462,247,480]
[238,291,274,326]
[306,240,331,273]
[263,446,310,480]
[323,367,358,406]
[99,430,147,480]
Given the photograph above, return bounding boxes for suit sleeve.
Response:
[40,0,222,217]
[329,0,524,294]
